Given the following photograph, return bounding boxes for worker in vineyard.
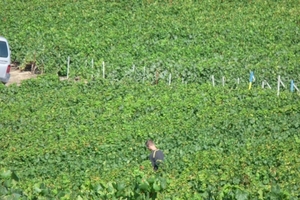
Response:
[145,140,164,171]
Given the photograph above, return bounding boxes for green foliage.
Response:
[1,0,300,199]
[0,0,299,81]
[1,77,300,199]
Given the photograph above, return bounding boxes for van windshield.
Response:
[0,41,8,58]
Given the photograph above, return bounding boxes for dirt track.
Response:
[6,68,37,86]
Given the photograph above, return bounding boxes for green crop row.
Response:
[1,75,300,199]
[1,0,299,81]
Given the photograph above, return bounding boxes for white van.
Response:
[0,36,11,84]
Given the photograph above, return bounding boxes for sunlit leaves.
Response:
[1,77,300,198]
[0,0,299,80]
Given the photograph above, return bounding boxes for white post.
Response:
[280,78,285,88]
[222,76,225,87]
[262,80,271,89]
[237,78,240,85]
[102,61,105,79]
[168,73,172,85]
[277,76,286,96]
[294,84,299,92]
[67,56,70,79]
[211,75,215,87]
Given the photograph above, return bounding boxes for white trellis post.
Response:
[168,73,172,85]
[222,76,225,87]
[102,61,105,79]
[262,80,272,89]
[211,75,215,87]
[277,75,285,96]
[294,84,299,92]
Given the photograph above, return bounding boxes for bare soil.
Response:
[6,67,37,86]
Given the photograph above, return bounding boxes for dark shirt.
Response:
[149,149,164,171]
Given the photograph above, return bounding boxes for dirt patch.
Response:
[6,67,84,86]
[6,67,37,86]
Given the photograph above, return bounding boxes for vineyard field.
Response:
[1,76,300,199]
[1,0,300,81]
[1,0,300,199]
